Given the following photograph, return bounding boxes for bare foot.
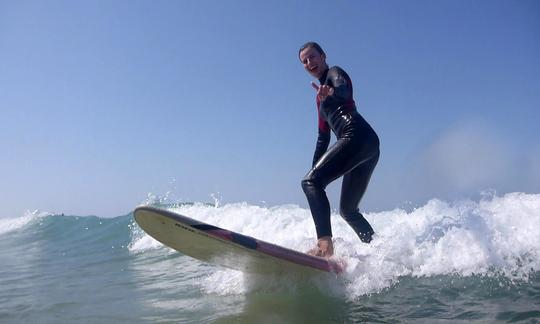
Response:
[307,236,334,258]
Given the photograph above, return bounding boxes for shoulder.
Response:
[329,66,348,75]
[328,66,351,79]
[327,66,351,85]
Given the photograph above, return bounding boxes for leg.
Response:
[339,151,379,243]
[302,138,359,239]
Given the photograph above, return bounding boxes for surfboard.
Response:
[133,206,344,275]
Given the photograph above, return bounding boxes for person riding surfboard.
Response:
[299,42,380,258]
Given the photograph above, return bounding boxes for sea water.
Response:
[1,192,539,323]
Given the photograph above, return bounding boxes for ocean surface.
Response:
[1,192,539,323]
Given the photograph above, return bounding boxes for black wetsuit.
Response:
[301,66,380,243]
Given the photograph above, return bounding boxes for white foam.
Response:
[0,210,50,236]
[129,192,540,297]
[127,219,166,253]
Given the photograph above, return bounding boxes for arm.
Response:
[326,67,351,99]
[313,128,330,167]
[320,67,353,107]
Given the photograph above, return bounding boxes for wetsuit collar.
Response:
[318,68,329,84]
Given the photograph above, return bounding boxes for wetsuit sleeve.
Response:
[322,67,352,107]
[313,128,330,167]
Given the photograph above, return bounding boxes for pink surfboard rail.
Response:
[134,206,344,274]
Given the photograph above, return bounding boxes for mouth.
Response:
[308,65,318,74]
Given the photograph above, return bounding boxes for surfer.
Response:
[299,42,380,258]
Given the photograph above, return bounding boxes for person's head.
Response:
[299,42,328,79]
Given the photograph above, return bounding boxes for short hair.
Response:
[298,42,325,61]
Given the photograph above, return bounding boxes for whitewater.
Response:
[1,192,539,323]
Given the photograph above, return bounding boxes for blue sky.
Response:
[1,0,539,217]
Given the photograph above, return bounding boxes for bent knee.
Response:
[301,178,315,194]
[301,171,325,193]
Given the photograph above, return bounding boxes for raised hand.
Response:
[311,81,334,101]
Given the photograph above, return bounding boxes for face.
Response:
[299,47,328,79]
